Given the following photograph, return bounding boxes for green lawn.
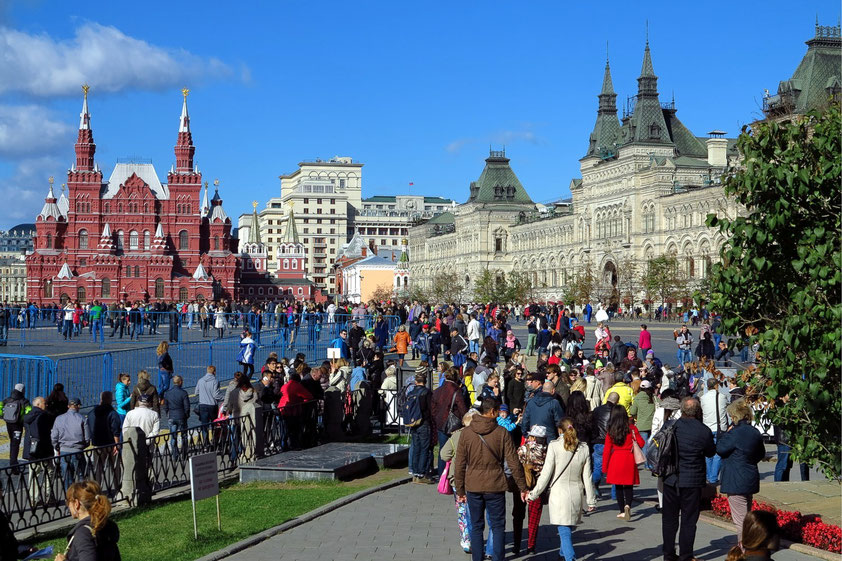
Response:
[34,471,402,561]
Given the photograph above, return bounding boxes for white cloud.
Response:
[0,22,233,96]
[445,125,545,154]
[0,155,63,228]
[0,104,74,157]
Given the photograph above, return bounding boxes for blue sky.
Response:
[0,0,837,230]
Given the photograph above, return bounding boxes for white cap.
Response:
[528,425,548,438]
[14,383,24,392]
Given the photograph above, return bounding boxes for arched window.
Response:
[144,202,149,214]
[258,288,264,296]
[179,287,188,301]
[104,202,110,214]
[283,259,289,270]
[143,231,151,251]
[101,277,111,298]
[116,230,124,251]
[134,265,140,277]
[77,286,86,302]
[179,230,188,250]
[45,233,52,249]
[129,230,138,250]
[155,277,164,298]
[213,236,219,250]
[118,203,123,213]
[78,229,88,250]
[125,265,131,278]
[298,288,303,295]
[290,259,297,270]
[44,280,52,298]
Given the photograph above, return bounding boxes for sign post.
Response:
[189,453,220,539]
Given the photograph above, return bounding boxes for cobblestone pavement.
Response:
[224,473,818,561]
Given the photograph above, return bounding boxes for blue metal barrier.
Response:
[0,355,55,400]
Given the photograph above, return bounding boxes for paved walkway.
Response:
[224,473,818,561]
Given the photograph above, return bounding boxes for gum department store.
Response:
[409,28,841,305]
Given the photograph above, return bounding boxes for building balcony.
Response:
[313,252,327,258]
[313,242,327,248]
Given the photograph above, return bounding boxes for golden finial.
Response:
[61,183,66,192]
[82,84,89,97]
[252,200,259,210]
[204,181,208,188]
[286,200,296,209]
[48,176,54,186]
[214,178,219,187]
[182,87,190,99]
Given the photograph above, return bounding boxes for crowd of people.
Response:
[0,299,793,560]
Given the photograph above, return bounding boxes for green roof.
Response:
[586,59,622,157]
[426,211,455,225]
[281,207,299,244]
[467,151,533,205]
[363,195,397,203]
[423,196,453,203]
[664,112,707,158]
[768,26,842,116]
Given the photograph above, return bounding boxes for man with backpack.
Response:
[0,383,31,473]
[403,372,434,483]
[660,396,716,561]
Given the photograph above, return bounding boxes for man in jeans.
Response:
[453,397,528,561]
[50,397,90,489]
[407,372,434,483]
[675,325,693,366]
[163,376,191,459]
[700,378,729,484]
[196,366,224,440]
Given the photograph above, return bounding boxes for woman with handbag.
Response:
[432,368,469,477]
[517,425,549,555]
[439,410,479,555]
[527,418,596,561]
[602,406,646,521]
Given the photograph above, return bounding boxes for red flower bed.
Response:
[710,496,841,554]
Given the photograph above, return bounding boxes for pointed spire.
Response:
[101,223,112,238]
[179,88,191,133]
[79,84,91,130]
[74,85,96,172]
[248,201,262,244]
[192,262,209,280]
[281,202,299,244]
[57,183,69,217]
[99,223,114,251]
[640,40,655,78]
[57,263,74,280]
[155,222,165,238]
[39,176,63,221]
[209,179,229,223]
[601,57,615,96]
[201,181,210,216]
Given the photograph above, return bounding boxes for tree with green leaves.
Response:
[642,255,687,312]
[706,105,841,479]
[562,264,596,311]
[505,271,533,304]
[429,271,463,304]
[473,268,508,303]
[615,256,640,312]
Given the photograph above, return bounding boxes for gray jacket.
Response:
[51,409,90,453]
[197,373,224,407]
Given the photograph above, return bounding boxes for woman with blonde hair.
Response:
[527,418,596,561]
[54,480,120,561]
[718,399,766,543]
[156,341,174,396]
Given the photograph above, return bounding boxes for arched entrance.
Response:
[602,261,620,312]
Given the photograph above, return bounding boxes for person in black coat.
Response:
[717,399,766,543]
[86,392,121,448]
[23,397,56,507]
[695,332,715,360]
[661,396,716,561]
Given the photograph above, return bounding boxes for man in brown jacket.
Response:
[453,397,528,561]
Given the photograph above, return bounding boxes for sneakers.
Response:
[412,476,435,485]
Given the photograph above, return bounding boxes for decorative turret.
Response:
[151,222,167,253]
[243,200,267,272]
[98,223,114,252]
[280,204,299,244]
[38,177,63,222]
[276,200,305,277]
[57,184,69,217]
[201,181,210,217]
[192,262,210,280]
[585,52,622,158]
[74,85,96,172]
[394,238,410,294]
[248,201,262,245]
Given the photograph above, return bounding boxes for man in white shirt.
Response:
[122,393,160,438]
[700,377,729,484]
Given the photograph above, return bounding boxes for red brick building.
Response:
[26,87,240,305]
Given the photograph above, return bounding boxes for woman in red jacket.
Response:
[602,405,645,521]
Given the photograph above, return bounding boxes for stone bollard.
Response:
[121,426,151,506]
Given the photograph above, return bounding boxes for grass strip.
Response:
[34,472,401,561]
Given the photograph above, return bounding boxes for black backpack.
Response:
[646,419,679,478]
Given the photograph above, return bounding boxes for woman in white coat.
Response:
[527,418,597,561]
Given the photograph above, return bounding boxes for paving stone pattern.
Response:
[224,474,818,561]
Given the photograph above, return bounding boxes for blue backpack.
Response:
[402,386,427,428]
